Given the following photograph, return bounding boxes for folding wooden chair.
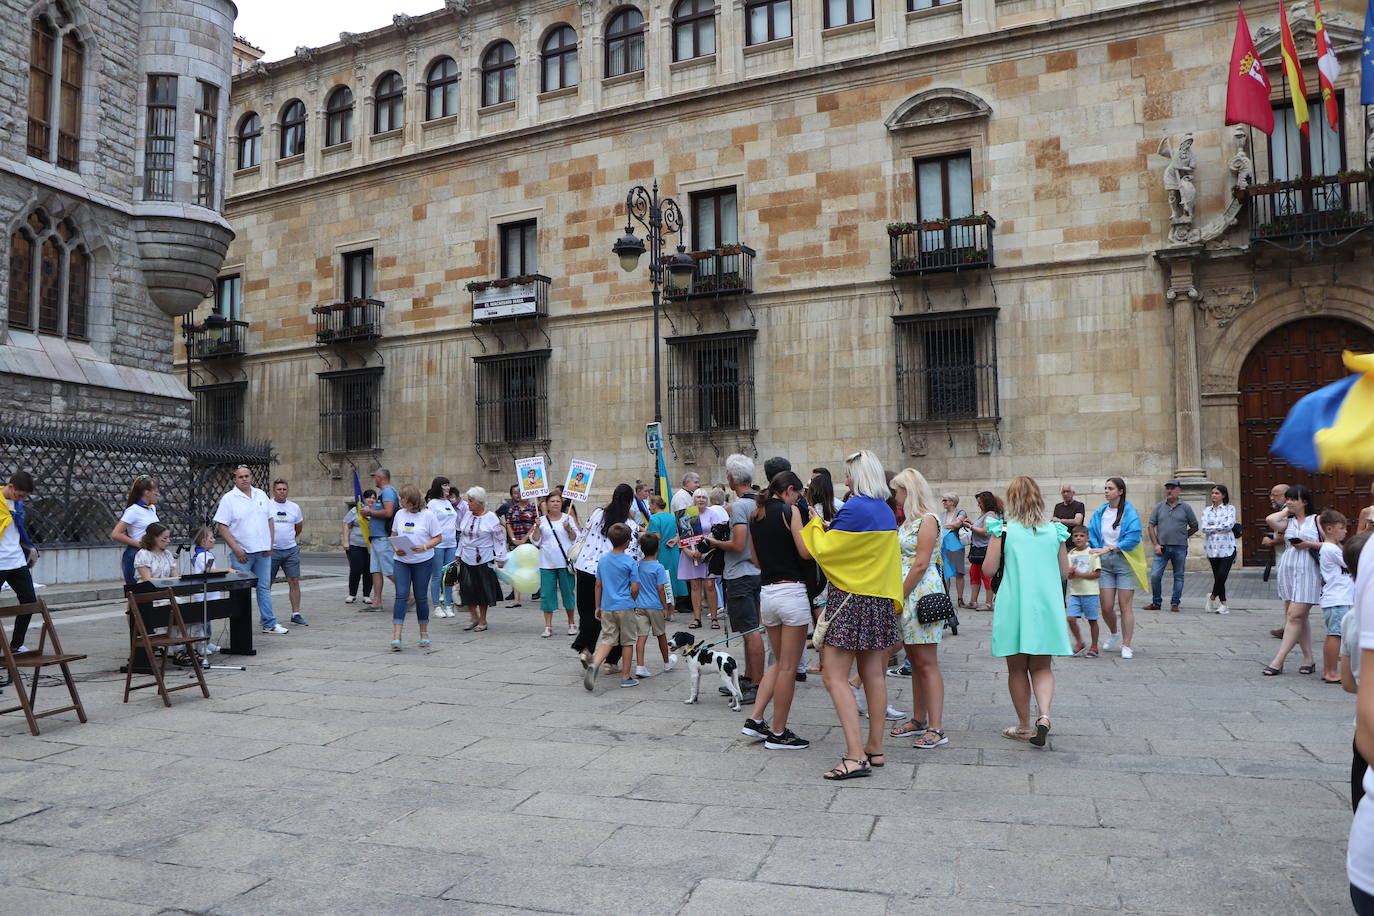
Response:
[124,588,210,706]
[0,600,88,736]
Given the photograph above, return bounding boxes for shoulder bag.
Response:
[548,516,575,573]
[566,508,599,569]
[987,524,1008,594]
[915,514,957,626]
[811,590,852,650]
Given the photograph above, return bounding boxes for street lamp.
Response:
[612,180,696,426]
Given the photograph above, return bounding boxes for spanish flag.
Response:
[1280,2,1311,137]
[802,495,904,606]
[1272,352,1374,472]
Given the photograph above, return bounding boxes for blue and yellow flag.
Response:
[352,468,371,549]
[802,495,904,606]
[655,445,671,507]
[1272,351,1374,472]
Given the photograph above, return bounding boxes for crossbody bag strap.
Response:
[548,517,573,566]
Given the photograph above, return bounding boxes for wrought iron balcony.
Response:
[889,215,996,276]
[1244,173,1374,244]
[467,274,551,323]
[313,297,385,345]
[664,245,756,300]
[185,318,248,360]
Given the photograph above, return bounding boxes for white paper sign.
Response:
[563,459,597,503]
[473,282,540,322]
[516,456,550,499]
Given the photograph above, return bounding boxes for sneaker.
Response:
[1102,632,1120,652]
[720,678,753,697]
[664,653,678,672]
[344,596,356,604]
[263,625,289,634]
[1217,603,1230,615]
[541,626,553,638]
[741,718,771,739]
[205,643,221,655]
[619,677,639,688]
[884,705,907,721]
[634,666,652,679]
[583,665,599,691]
[887,663,912,677]
[764,728,811,750]
[1120,646,1134,659]
[291,614,308,626]
[1143,603,1161,611]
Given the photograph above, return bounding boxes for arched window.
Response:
[481,41,517,107]
[325,86,353,145]
[237,112,261,168]
[541,25,578,92]
[373,71,404,133]
[27,18,55,160]
[280,99,305,158]
[27,15,84,170]
[672,0,715,61]
[425,57,458,120]
[605,7,645,78]
[57,32,82,169]
[7,210,88,340]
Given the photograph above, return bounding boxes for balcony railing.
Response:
[664,245,756,300]
[889,215,996,276]
[313,297,385,345]
[185,319,249,360]
[1244,173,1374,243]
[468,274,551,324]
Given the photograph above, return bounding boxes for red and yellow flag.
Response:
[1280,2,1311,137]
[1314,0,1341,130]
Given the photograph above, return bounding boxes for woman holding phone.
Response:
[1264,484,1322,676]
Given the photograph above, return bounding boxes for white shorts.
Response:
[760,582,811,628]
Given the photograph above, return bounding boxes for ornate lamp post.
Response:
[612,181,697,425]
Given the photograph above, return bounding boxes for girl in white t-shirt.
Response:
[425,477,460,617]
[390,484,442,651]
[185,525,229,655]
[112,476,160,586]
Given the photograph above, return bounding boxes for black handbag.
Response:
[916,592,956,626]
[967,545,987,564]
[1231,522,1244,538]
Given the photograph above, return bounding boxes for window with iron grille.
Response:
[194,81,218,207]
[667,331,757,434]
[499,221,537,278]
[193,381,247,445]
[474,351,549,446]
[144,75,177,201]
[319,367,383,454]
[894,310,999,423]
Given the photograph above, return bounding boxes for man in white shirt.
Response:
[214,466,287,634]
[670,472,700,514]
[269,479,307,627]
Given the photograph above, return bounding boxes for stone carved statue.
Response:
[445,0,472,15]
[1227,125,1254,190]
[1159,132,1197,244]
[393,13,415,32]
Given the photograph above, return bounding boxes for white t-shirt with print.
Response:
[270,499,303,550]
[427,498,459,548]
[392,508,440,565]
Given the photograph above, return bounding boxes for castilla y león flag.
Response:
[1314,0,1341,130]
[1226,5,1275,133]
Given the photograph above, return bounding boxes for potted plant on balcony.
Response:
[1336,169,1371,185]
[316,327,336,343]
[920,217,950,231]
[887,222,919,237]
[891,256,921,272]
[717,244,743,257]
[953,212,992,227]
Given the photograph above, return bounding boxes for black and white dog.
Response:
[669,631,744,711]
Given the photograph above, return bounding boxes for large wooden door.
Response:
[1238,318,1374,564]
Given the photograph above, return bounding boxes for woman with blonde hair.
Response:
[982,476,1071,748]
[803,450,905,779]
[890,468,950,749]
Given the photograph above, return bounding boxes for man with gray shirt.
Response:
[1262,483,1289,637]
[1146,480,1199,613]
[702,454,762,701]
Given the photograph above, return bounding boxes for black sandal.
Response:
[688,619,702,629]
[865,751,885,768]
[1261,665,1283,676]
[1298,664,1316,675]
[1030,715,1051,748]
[823,756,872,780]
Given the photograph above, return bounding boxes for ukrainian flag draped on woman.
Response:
[802,496,904,607]
[1087,501,1149,592]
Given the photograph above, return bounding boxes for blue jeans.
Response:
[1150,544,1188,606]
[229,551,276,629]
[394,558,433,625]
[121,545,139,586]
[429,546,456,607]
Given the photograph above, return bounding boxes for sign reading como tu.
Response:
[473,282,541,322]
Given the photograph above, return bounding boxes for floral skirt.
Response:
[823,585,899,652]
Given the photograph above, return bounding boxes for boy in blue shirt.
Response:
[633,532,678,679]
[585,523,641,690]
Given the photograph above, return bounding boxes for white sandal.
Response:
[541,626,553,638]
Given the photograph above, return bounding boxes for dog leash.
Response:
[694,625,766,653]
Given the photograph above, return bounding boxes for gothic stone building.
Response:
[209,0,1371,555]
[1,0,241,580]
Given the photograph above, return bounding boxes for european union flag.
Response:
[1364,0,1374,104]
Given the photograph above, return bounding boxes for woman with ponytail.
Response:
[1088,477,1144,659]
[112,476,160,586]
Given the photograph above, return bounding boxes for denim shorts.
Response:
[369,537,395,576]
[724,574,762,630]
[1098,551,1135,590]
[1326,604,1352,637]
[1067,594,1100,620]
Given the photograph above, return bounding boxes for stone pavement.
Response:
[0,569,1354,914]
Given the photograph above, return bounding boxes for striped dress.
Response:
[1277,515,1321,604]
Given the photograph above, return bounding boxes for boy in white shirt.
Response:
[1320,510,1354,684]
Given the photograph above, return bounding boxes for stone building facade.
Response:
[1,0,242,580]
[211,0,1372,556]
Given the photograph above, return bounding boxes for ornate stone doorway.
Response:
[1237,318,1374,565]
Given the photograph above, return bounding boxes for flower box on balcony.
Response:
[888,215,996,276]
[663,246,756,301]
[313,297,385,344]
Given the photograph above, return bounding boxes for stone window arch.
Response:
[425,56,458,120]
[27,5,87,171]
[325,85,353,145]
[373,71,404,133]
[672,0,714,62]
[237,112,261,168]
[279,99,306,158]
[7,209,90,340]
[605,7,645,78]
[541,24,578,92]
[481,41,517,107]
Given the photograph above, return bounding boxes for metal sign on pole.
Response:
[645,421,662,454]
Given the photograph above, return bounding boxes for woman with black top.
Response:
[570,483,642,668]
[740,471,814,750]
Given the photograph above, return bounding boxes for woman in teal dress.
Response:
[983,475,1071,748]
[647,495,687,606]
